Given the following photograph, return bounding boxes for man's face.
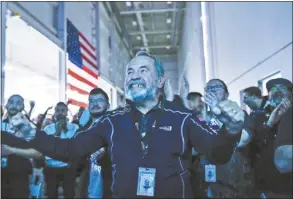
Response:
[5,95,24,117]
[189,96,204,114]
[54,105,68,121]
[124,56,163,102]
[205,80,228,102]
[88,93,108,115]
[243,92,258,110]
[269,84,292,107]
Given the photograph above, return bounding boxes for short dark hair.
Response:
[207,79,229,94]
[187,92,203,100]
[89,88,109,104]
[8,94,24,102]
[243,86,262,98]
[56,102,68,109]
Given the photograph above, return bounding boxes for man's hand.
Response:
[212,100,245,135]
[1,145,16,156]
[180,76,190,99]
[164,79,174,102]
[204,92,220,110]
[9,112,35,139]
[46,106,53,111]
[267,98,291,128]
[29,101,36,108]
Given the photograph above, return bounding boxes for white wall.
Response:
[178,2,206,95]
[66,2,95,44]
[210,2,292,103]
[5,16,60,118]
[7,2,61,47]
[179,2,292,104]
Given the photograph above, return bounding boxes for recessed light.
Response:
[132,21,137,26]
[166,18,172,24]
[166,35,171,39]
[140,47,145,51]
[166,46,171,49]
[136,36,141,40]
[125,2,132,7]
[167,1,172,4]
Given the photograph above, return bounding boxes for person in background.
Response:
[274,106,292,175]
[7,51,245,198]
[179,78,207,197]
[197,79,255,198]
[250,78,292,198]
[1,94,43,198]
[72,107,85,126]
[243,86,268,112]
[35,106,53,129]
[75,88,111,199]
[43,102,79,199]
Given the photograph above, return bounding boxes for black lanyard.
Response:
[130,100,164,156]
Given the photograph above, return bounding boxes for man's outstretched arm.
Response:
[6,113,112,163]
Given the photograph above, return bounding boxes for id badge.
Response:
[1,157,8,168]
[137,167,156,197]
[205,164,216,182]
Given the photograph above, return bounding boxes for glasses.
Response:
[270,85,288,92]
[205,85,224,92]
[89,99,105,104]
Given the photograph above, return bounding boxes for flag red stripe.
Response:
[78,32,95,51]
[80,42,97,61]
[67,83,90,95]
[82,54,97,69]
[68,69,97,88]
[68,98,88,108]
[82,65,99,79]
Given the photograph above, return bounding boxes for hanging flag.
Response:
[66,19,99,109]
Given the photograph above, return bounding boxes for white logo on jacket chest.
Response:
[159,126,172,131]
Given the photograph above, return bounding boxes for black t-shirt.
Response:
[1,132,32,174]
[276,106,292,148]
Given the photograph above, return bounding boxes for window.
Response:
[4,13,60,119]
[258,71,282,96]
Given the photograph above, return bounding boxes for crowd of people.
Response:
[1,51,292,198]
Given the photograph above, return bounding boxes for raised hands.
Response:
[267,98,291,127]
[206,98,245,136]
[164,79,174,102]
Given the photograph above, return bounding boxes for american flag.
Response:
[66,19,99,109]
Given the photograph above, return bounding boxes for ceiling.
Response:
[105,1,186,58]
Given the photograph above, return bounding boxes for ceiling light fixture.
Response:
[166,18,172,24]
[167,1,172,4]
[166,35,171,39]
[166,46,171,49]
[136,36,141,40]
[125,2,132,7]
[132,21,137,26]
